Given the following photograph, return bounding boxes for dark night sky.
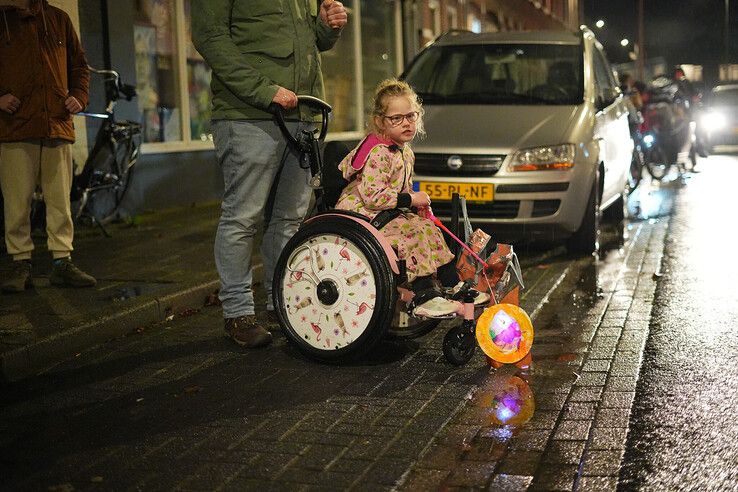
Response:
[583,0,735,72]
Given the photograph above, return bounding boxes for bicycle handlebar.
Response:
[88,66,137,102]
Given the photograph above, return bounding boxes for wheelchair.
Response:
[271,97,530,366]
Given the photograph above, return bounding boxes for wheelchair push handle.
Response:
[269,95,332,146]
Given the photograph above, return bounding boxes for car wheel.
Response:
[566,175,600,255]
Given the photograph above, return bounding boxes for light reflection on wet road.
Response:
[619,154,738,490]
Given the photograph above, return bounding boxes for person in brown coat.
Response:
[0,0,96,293]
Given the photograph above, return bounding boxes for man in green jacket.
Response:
[0,0,96,293]
[192,0,347,348]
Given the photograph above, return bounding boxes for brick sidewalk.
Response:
[0,251,573,491]
[0,203,228,381]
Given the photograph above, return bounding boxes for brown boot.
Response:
[224,315,272,348]
[49,257,96,288]
[1,260,32,293]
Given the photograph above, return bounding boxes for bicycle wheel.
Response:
[627,145,644,193]
[83,139,136,224]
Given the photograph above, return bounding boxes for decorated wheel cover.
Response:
[281,233,377,351]
[475,303,534,364]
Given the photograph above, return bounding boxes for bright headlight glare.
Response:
[702,112,727,131]
[509,144,576,171]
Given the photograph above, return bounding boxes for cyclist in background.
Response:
[0,0,96,293]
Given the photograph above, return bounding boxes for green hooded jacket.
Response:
[190,0,341,121]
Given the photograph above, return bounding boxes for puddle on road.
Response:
[571,259,604,305]
[471,365,536,429]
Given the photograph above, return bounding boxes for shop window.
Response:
[446,6,458,30]
[321,0,358,133]
[184,0,211,141]
[133,0,181,143]
[136,0,404,149]
[359,0,400,121]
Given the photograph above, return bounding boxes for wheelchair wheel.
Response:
[443,320,477,366]
[273,217,396,362]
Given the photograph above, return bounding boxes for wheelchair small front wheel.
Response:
[273,217,396,362]
[443,321,477,366]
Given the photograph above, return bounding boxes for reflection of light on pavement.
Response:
[680,156,738,343]
[495,401,517,424]
[629,176,668,219]
[473,366,535,429]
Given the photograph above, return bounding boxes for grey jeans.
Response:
[212,119,312,318]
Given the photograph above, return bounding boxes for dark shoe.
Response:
[1,260,32,293]
[49,258,97,288]
[224,315,272,348]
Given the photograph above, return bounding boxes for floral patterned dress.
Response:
[334,134,454,282]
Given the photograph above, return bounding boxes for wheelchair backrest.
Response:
[321,141,351,209]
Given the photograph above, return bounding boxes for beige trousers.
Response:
[0,140,74,260]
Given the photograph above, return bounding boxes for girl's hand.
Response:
[411,191,431,208]
[417,206,433,219]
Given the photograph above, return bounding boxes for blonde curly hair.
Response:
[369,79,425,138]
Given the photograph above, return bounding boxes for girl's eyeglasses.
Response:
[382,111,420,127]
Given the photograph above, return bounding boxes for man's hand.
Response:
[319,0,347,30]
[0,94,20,115]
[272,87,298,110]
[65,96,83,114]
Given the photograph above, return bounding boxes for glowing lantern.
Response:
[476,303,534,364]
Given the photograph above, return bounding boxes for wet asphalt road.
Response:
[620,154,738,491]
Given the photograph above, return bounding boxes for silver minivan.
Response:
[403,28,632,253]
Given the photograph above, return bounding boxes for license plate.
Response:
[417,181,494,202]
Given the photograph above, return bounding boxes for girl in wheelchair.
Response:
[334,79,488,318]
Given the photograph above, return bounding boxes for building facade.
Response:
[64,0,581,213]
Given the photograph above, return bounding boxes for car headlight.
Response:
[702,111,727,131]
[508,144,576,172]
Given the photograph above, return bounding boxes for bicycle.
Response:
[70,67,141,232]
[27,67,140,237]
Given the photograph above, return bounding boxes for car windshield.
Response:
[711,88,738,106]
[404,43,583,105]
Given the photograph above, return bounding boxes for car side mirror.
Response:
[596,87,619,111]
